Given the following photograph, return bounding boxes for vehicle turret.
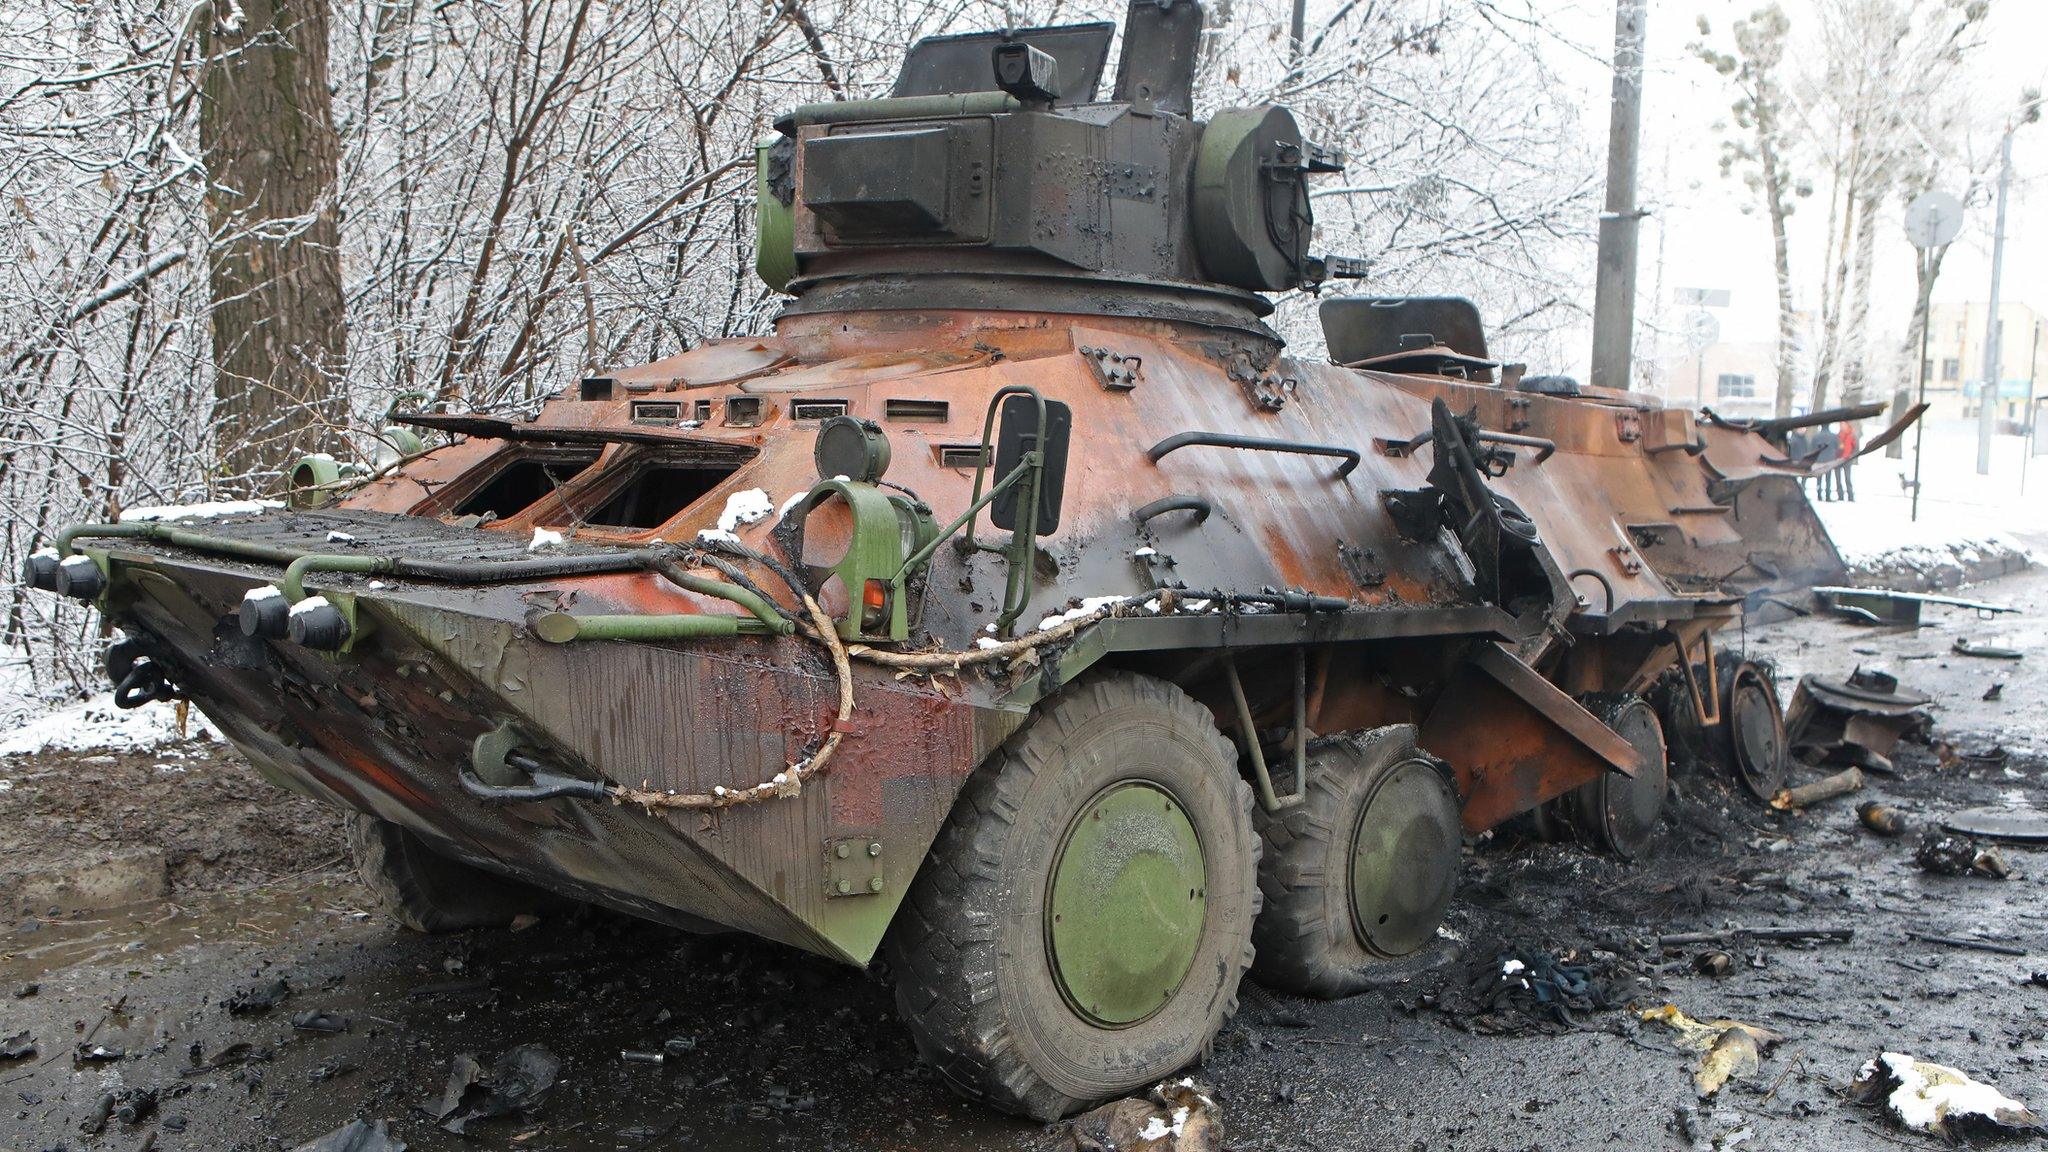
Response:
[757,0,1362,339]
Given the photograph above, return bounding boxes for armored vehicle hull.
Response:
[28,0,1906,1118]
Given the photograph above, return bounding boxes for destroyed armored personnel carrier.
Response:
[26,0,1908,1118]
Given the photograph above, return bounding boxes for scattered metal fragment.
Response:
[289,1010,349,1033]
[1771,766,1863,811]
[431,1044,560,1134]
[224,978,291,1015]
[1,1031,33,1060]
[1692,950,1733,977]
[1933,741,2009,770]
[1952,638,2023,660]
[1784,668,1931,771]
[1941,805,2048,844]
[1850,1052,2042,1139]
[1857,801,1909,837]
[1905,932,2027,957]
[1983,682,2004,701]
[73,1042,124,1063]
[620,1050,664,1065]
[1914,831,2011,879]
[290,1119,407,1152]
[1812,586,2015,627]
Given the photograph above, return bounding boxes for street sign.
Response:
[1685,310,1719,352]
[1675,287,1731,308]
[1904,191,1964,250]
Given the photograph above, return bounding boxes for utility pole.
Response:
[1286,0,1307,85]
[1978,126,2015,474]
[1590,0,1648,392]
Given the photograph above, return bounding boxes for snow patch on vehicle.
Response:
[1034,596,1126,632]
[118,500,282,522]
[288,594,332,618]
[527,527,566,552]
[717,488,774,531]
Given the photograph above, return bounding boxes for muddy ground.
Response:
[4,563,2047,1151]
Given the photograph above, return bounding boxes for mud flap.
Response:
[1419,641,1641,833]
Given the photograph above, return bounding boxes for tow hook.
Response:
[111,657,180,710]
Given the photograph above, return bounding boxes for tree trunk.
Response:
[1753,99,1799,417]
[200,0,346,492]
[1839,185,1884,406]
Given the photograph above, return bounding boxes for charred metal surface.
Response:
[41,0,1864,976]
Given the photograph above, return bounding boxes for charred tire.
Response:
[1712,660,1788,802]
[886,672,1259,1121]
[1251,726,1460,999]
[347,815,565,933]
[1554,694,1668,860]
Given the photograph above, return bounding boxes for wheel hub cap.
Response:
[1349,759,1460,957]
[1047,782,1206,1028]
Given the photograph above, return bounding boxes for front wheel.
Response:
[886,672,1259,1120]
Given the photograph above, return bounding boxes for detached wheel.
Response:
[1713,661,1787,801]
[347,815,565,933]
[886,672,1258,1121]
[1252,726,1461,999]
[1553,694,1667,859]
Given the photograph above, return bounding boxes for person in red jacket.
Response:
[1836,420,1860,501]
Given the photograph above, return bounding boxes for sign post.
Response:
[1903,191,1964,521]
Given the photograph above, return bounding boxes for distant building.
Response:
[1653,341,1781,418]
[1921,301,2043,426]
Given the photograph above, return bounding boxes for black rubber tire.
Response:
[1555,694,1668,860]
[886,672,1259,1121]
[1712,660,1788,802]
[1245,725,1458,996]
[347,814,566,933]
[1251,726,1460,999]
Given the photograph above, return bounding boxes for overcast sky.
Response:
[1537,0,2048,380]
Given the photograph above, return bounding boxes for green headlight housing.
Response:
[797,478,937,642]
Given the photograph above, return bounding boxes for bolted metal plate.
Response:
[1045,781,1206,1028]
[1349,757,1460,957]
[824,837,885,898]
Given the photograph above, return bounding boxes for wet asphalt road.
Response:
[5,566,2048,1151]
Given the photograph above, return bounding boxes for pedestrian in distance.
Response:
[1814,424,1842,501]
[1836,420,1859,502]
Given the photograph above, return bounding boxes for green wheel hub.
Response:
[1046,781,1208,1028]
[1348,757,1460,957]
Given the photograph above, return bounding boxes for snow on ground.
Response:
[1814,419,2044,573]
[0,693,214,757]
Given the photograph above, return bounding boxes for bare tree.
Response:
[1694,6,1804,417]
[1797,0,1987,412]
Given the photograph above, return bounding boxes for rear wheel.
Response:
[1553,694,1668,859]
[347,815,565,933]
[1252,726,1461,998]
[887,672,1258,1120]
[1712,661,1788,801]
